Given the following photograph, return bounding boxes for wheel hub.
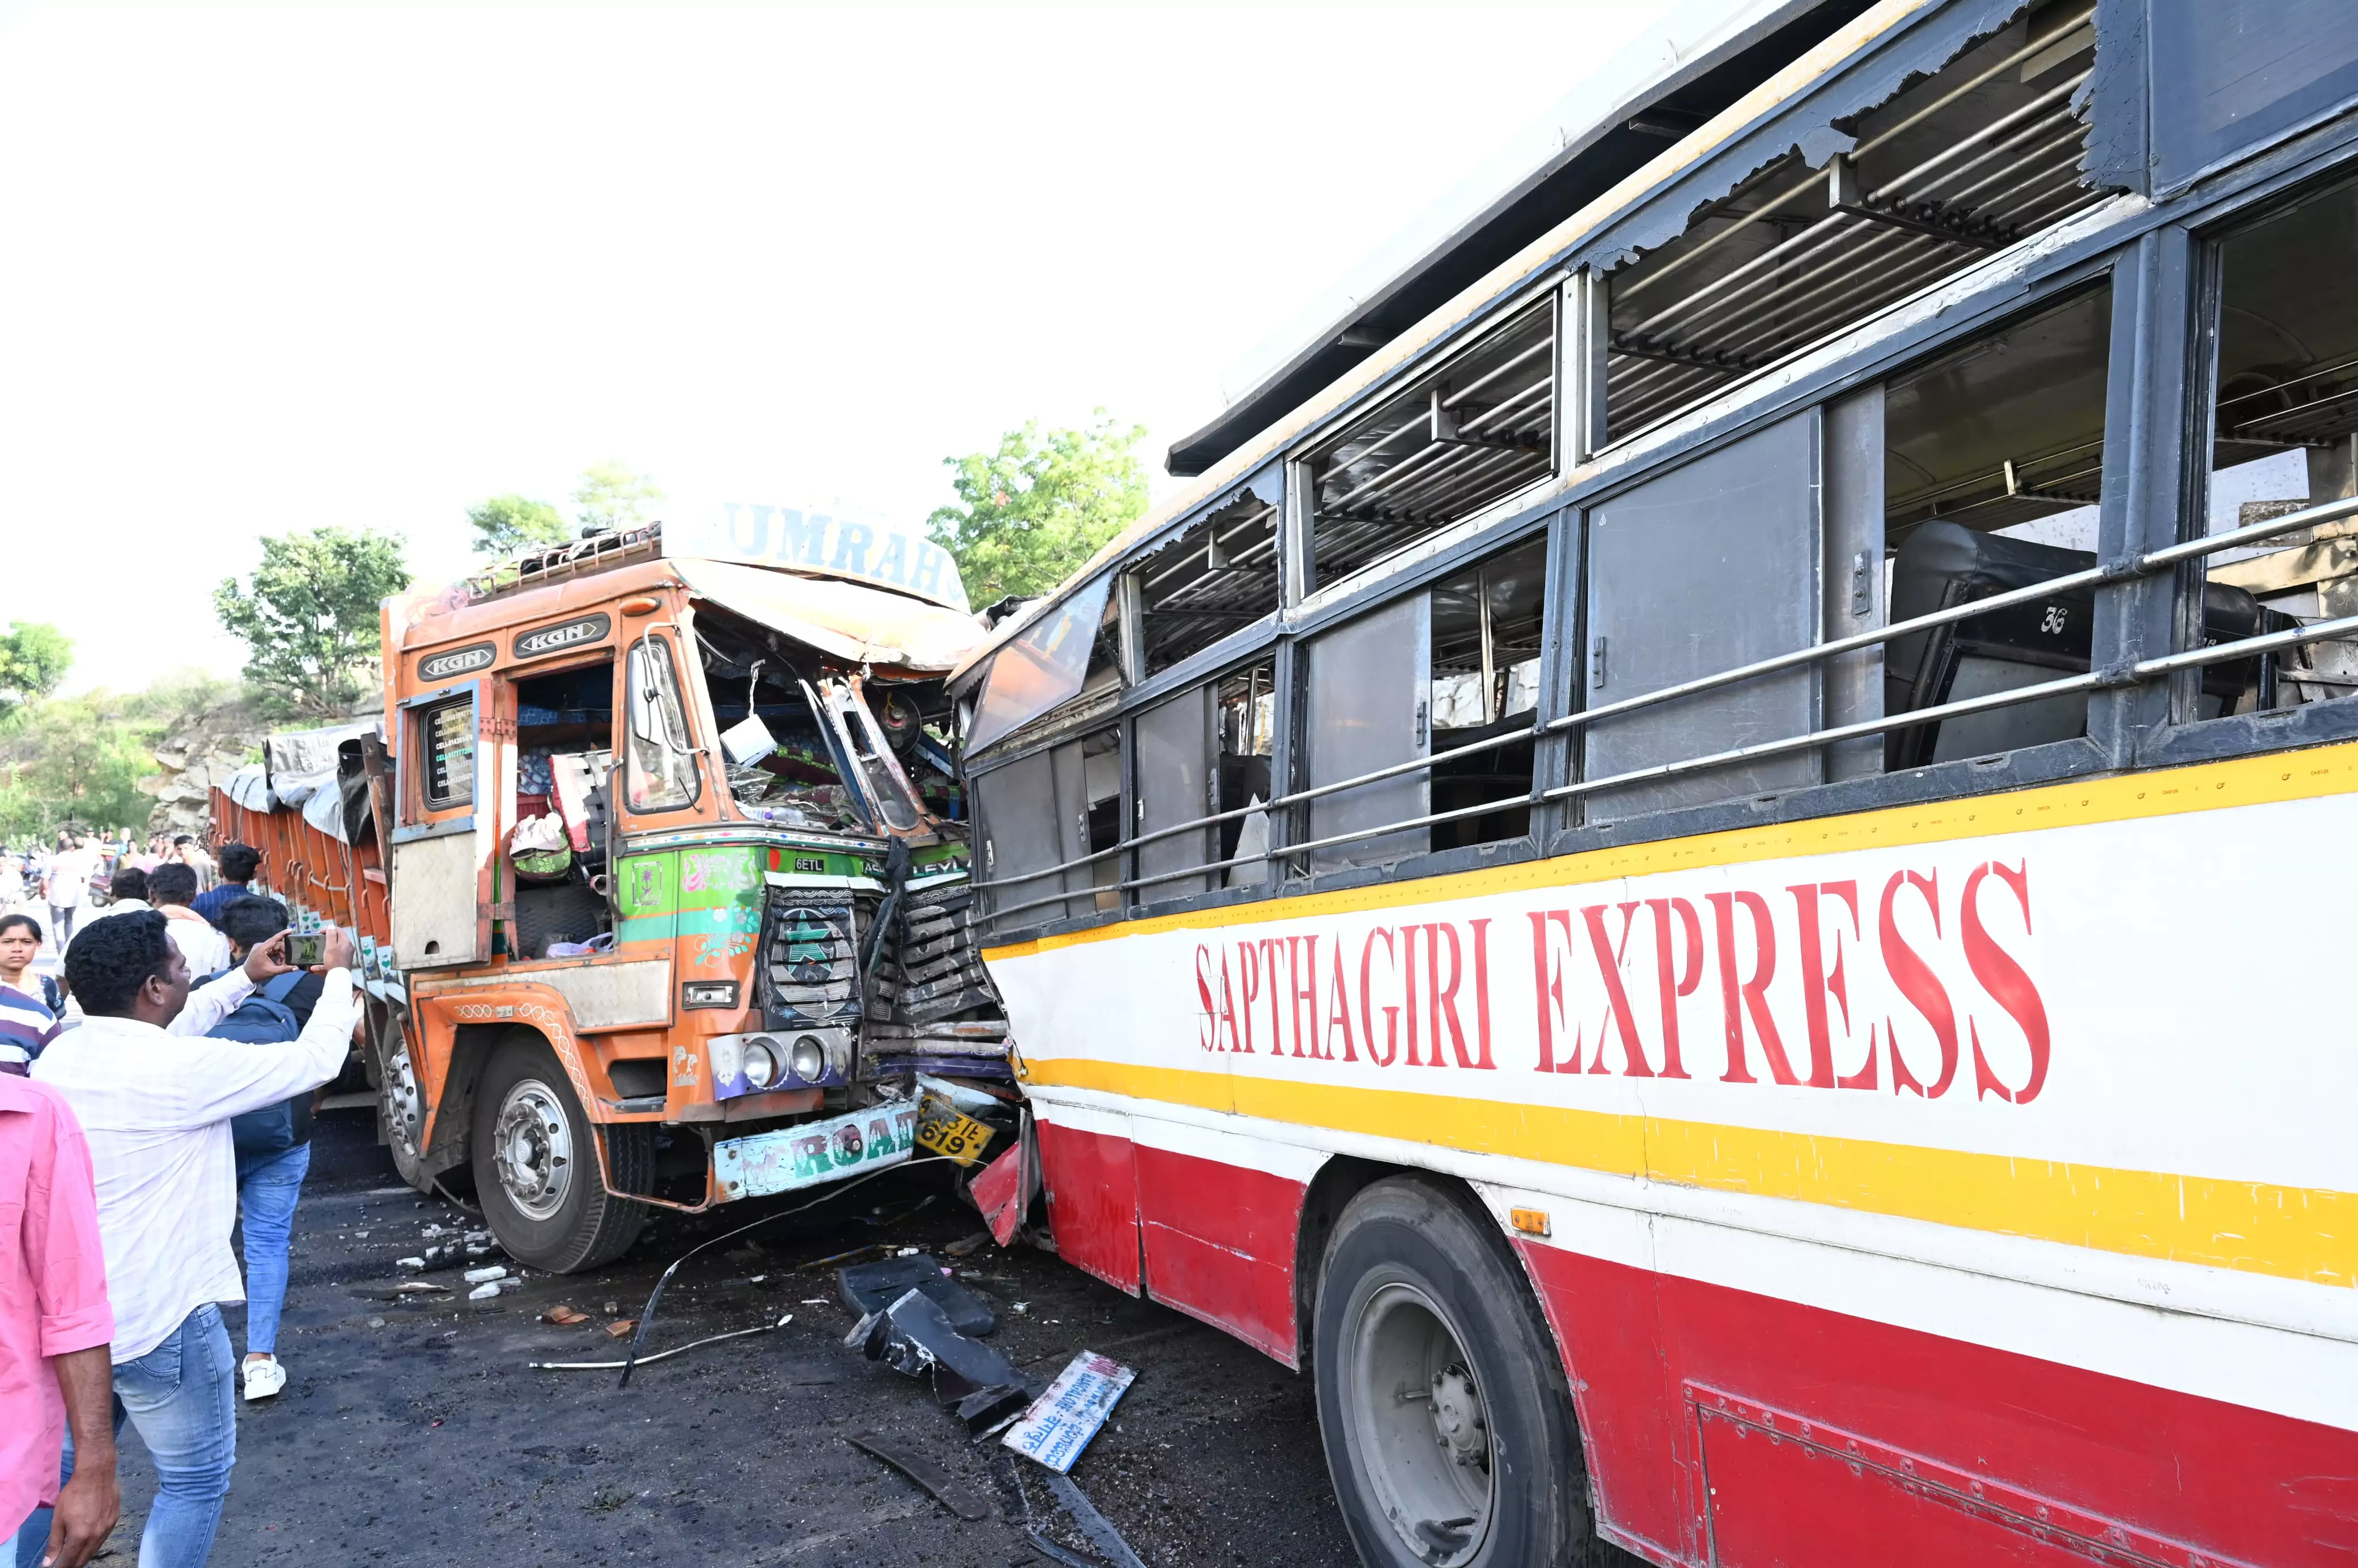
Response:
[382,1039,425,1157]
[491,1080,572,1221]
[1347,1282,1496,1566]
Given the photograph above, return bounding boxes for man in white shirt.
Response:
[141,865,230,981]
[30,911,357,1568]
[41,837,100,950]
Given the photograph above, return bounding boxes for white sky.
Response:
[0,1,1681,695]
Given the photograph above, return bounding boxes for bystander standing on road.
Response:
[167,841,213,896]
[142,869,226,981]
[23,915,358,1567]
[0,1069,118,1568]
[0,919,66,1076]
[186,849,257,932]
[74,870,146,930]
[207,897,343,1402]
[0,853,24,920]
[40,841,97,954]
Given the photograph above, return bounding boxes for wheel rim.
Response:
[491,1078,574,1221]
[381,1036,425,1164]
[1345,1281,1496,1566]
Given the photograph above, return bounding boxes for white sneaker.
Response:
[242,1357,286,1402]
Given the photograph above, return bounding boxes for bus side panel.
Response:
[1036,1116,1143,1295]
[1134,1143,1306,1365]
[1522,1240,2358,1568]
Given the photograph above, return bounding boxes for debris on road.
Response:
[838,1252,998,1335]
[541,1304,589,1325]
[1045,1472,1147,1568]
[845,1431,991,1521]
[1003,1352,1135,1474]
[467,1282,500,1301]
[605,1318,638,1338]
[943,1230,993,1259]
[463,1264,508,1285]
[530,1315,791,1372]
[853,1286,1044,1437]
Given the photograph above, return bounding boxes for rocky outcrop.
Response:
[138,698,268,836]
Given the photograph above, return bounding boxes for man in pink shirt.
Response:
[0,1073,118,1567]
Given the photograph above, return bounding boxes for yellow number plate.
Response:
[914,1097,996,1167]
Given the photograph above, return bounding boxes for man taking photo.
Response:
[24,913,357,1568]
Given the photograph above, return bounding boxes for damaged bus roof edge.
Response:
[946,0,1939,687]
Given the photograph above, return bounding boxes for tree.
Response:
[0,622,71,718]
[926,411,1150,603]
[214,526,412,720]
[11,696,151,832]
[468,494,570,556]
[574,460,663,534]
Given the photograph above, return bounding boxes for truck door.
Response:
[390,679,493,968]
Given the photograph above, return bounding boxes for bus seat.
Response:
[1884,521,2280,768]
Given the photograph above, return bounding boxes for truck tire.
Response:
[375,1023,432,1195]
[470,1031,652,1272]
[1313,1177,1596,1568]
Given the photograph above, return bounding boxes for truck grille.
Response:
[757,891,864,1029]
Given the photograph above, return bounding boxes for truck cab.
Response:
[369,519,1004,1269]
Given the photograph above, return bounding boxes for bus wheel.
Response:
[470,1032,651,1272]
[375,1026,430,1194]
[1314,1178,1591,1568]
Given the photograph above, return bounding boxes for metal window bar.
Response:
[970,491,2358,925]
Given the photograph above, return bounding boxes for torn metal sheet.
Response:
[713,1103,918,1200]
[845,1432,992,1521]
[1003,1352,1135,1475]
[971,1142,1025,1247]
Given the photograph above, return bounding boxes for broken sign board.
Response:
[1002,1351,1135,1474]
[714,1103,919,1200]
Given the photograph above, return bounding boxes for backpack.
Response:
[205,970,314,1156]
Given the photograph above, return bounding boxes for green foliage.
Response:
[0,691,158,840]
[468,494,570,556]
[214,526,412,720]
[574,460,663,535]
[926,411,1150,603]
[0,622,72,717]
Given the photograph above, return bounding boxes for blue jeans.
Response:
[14,1304,238,1568]
[235,1141,311,1358]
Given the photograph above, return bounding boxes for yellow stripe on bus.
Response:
[985,738,2358,960]
[1024,1057,2358,1290]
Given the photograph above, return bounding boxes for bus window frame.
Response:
[964,116,2358,942]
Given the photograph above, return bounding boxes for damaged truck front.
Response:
[220,515,1015,1272]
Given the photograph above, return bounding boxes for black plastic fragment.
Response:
[845,1431,991,1521]
[839,1253,999,1336]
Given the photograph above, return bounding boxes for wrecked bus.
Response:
[212,511,1012,1272]
[951,3,2358,1566]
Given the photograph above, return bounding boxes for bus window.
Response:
[625,634,701,812]
[1134,685,1216,903]
[1601,8,2100,444]
[1583,411,1821,821]
[2200,172,2358,712]
[1303,536,1543,870]
[1881,287,2112,764]
[966,573,1119,755]
[1215,662,1275,887]
[1135,490,1281,677]
[976,725,1123,929]
[1302,296,1555,593]
[1429,537,1545,849]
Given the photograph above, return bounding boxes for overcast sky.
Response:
[0,1,1682,695]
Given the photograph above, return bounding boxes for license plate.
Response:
[713,1104,918,1200]
[914,1094,995,1167]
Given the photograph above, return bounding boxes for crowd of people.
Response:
[0,838,355,1567]
[0,834,222,955]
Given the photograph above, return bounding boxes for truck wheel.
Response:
[376,1025,431,1195]
[1313,1177,1594,1568]
[471,1032,651,1272]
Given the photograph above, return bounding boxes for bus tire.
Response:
[470,1032,651,1272]
[1313,1176,1594,1568]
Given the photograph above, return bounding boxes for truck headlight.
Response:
[788,1034,826,1082]
[741,1037,781,1090]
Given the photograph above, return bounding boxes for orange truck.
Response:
[212,513,1010,1270]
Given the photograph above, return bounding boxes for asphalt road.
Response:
[97,1109,1369,1567]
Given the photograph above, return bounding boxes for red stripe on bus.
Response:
[1136,1144,1307,1365]
[1517,1242,2358,1567]
[1036,1120,1143,1295]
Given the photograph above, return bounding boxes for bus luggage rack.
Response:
[973,491,2358,929]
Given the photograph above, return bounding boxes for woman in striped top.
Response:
[0,913,64,1073]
